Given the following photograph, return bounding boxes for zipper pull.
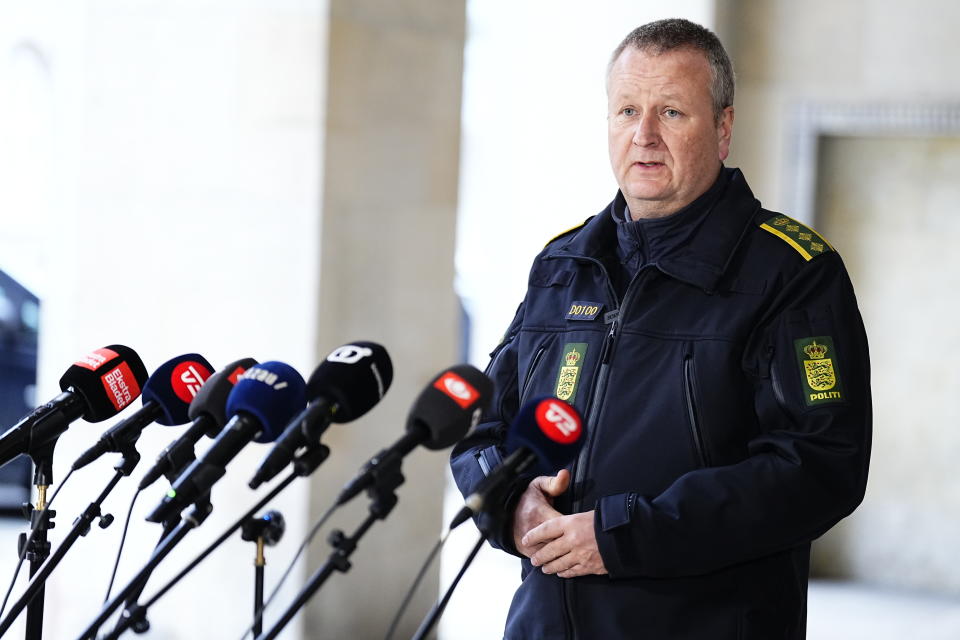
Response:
[600,312,618,365]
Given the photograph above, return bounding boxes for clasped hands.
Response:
[512,469,608,578]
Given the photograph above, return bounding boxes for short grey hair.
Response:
[609,18,735,122]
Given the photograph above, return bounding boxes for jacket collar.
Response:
[545,168,761,293]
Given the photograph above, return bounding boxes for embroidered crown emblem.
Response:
[803,341,828,359]
[565,349,581,366]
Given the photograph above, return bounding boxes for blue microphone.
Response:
[449,396,583,529]
[145,361,306,523]
[72,353,214,470]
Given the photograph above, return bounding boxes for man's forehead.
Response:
[607,46,711,93]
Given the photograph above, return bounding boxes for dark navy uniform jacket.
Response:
[450,168,872,640]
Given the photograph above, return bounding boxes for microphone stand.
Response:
[255,453,406,640]
[16,434,64,640]
[0,450,139,638]
[73,502,212,640]
[99,445,329,640]
[110,448,207,637]
[240,511,285,638]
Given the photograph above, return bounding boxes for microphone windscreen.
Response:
[505,396,584,475]
[58,345,149,422]
[306,342,393,423]
[140,354,214,425]
[188,358,258,432]
[225,361,306,443]
[406,364,492,450]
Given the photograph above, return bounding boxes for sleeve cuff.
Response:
[595,492,636,577]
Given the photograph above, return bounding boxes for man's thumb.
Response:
[544,469,571,496]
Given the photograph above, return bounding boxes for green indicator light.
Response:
[167,489,177,499]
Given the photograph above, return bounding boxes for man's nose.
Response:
[632,111,659,146]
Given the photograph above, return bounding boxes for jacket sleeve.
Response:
[594,251,872,578]
[449,301,529,554]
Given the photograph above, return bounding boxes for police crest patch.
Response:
[794,336,844,406]
[554,343,587,403]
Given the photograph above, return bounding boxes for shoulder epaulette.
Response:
[544,218,589,248]
[759,214,834,261]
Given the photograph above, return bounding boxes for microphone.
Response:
[335,364,492,506]
[145,361,306,523]
[449,396,583,530]
[0,345,149,470]
[71,354,214,470]
[249,342,393,489]
[138,358,258,491]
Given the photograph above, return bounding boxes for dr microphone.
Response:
[145,361,306,523]
[249,342,392,489]
[0,345,148,471]
[449,396,583,530]
[335,364,492,506]
[138,358,258,491]
[72,353,214,470]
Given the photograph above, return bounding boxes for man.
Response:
[450,17,871,640]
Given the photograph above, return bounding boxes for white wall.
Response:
[0,1,326,637]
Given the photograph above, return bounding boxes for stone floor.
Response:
[808,579,960,639]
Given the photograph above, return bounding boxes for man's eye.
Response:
[664,108,681,118]
[622,107,637,117]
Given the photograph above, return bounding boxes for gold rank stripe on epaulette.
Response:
[544,220,587,248]
[759,214,834,261]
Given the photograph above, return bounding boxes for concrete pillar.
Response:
[305,1,466,638]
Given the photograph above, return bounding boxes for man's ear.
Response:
[718,106,734,162]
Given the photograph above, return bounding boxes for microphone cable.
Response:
[410,531,487,640]
[103,488,142,603]
[237,499,339,640]
[382,526,452,640]
[0,467,76,617]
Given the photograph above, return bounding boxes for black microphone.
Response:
[335,364,492,506]
[249,342,393,489]
[0,345,149,470]
[145,361,306,523]
[138,358,258,491]
[449,396,583,529]
[72,354,215,470]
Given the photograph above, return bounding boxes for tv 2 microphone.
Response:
[249,342,393,489]
[145,361,306,523]
[72,353,214,470]
[449,396,583,530]
[335,364,492,506]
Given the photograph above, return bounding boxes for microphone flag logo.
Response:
[433,372,480,409]
[327,345,374,365]
[171,361,213,403]
[74,347,120,371]
[535,398,581,444]
[101,361,140,411]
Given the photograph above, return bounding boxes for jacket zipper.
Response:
[683,354,709,468]
[543,255,620,640]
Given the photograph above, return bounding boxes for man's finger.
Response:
[522,518,562,548]
[529,536,569,568]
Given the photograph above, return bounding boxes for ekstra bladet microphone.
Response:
[72,353,214,470]
[335,364,492,506]
[0,345,148,469]
[449,395,583,529]
[249,342,393,489]
[138,357,258,491]
[145,361,306,523]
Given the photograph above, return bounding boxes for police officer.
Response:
[450,17,871,640]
